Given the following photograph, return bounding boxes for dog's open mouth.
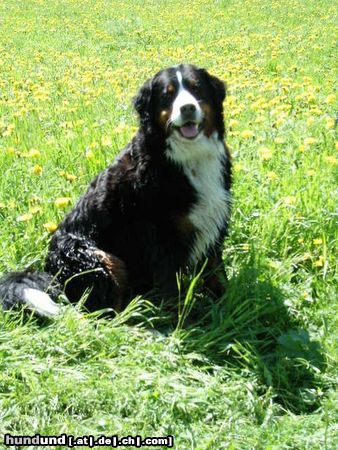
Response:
[176,121,203,139]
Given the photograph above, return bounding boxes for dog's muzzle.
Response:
[174,104,203,139]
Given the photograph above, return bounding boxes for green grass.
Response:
[0,0,337,448]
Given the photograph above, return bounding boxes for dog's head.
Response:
[134,64,226,141]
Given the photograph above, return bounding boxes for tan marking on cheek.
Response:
[201,103,212,115]
[158,109,171,128]
[201,102,216,137]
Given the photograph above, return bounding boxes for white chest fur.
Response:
[167,132,231,264]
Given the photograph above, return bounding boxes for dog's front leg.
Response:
[150,250,183,299]
[202,250,228,298]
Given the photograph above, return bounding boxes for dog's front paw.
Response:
[203,272,228,298]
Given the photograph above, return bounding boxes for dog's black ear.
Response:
[200,68,226,138]
[201,69,226,105]
[209,74,226,103]
[133,77,153,117]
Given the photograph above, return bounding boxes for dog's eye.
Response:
[185,79,198,91]
[190,83,201,95]
[164,90,174,98]
[162,90,175,104]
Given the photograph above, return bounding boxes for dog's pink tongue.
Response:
[180,123,198,138]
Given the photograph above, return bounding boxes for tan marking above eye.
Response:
[167,84,175,94]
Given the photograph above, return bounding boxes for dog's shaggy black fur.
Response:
[0,64,231,317]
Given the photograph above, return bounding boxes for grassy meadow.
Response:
[0,0,337,448]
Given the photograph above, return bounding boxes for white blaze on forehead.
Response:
[170,71,202,126]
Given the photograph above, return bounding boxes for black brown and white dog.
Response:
[0,64,232,317]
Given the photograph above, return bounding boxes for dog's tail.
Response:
[0,270,62,317]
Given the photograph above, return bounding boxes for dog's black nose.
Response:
[180,104,196,115]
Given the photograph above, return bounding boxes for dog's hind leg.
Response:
[92,249,128,312]
[45,233,128,313]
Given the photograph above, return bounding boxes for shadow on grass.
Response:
[144,255,326,415]
[1,254,326,416]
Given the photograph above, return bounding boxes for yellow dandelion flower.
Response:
[298,238,304,244]
[29,206,42,215]
[101,136,112,147]
[325,117,335,129]
[258,147,273,160]
[313,238,323,245]
[314,256,325,267]
[299,145,306,153]
[306,93,316,103]
[255,116,265,124]
[60,171,77,182]
[43,222,58,233]
[304,137,317,146]
[85,149,95,159]
[54,197,72,208]
[234,163,243,173]
[310,107,322,116]
[324,155,337,165]
[228,119,239,129]
[270,109,279,118]
[241,130,254,139]
[325,94,336,104]
[301,253,312,261]
[2,124,15,137]
[27,149,41,158]
[16,213,33,222]
[228,130,240,137]
[267,171,278,181]
[245,93,255,100]
[301,291,311,301]
[283,196,297,206]
[32,164,43,175]
[115,123,129,134]
[65,173,77,182]
[226,95,237,106]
